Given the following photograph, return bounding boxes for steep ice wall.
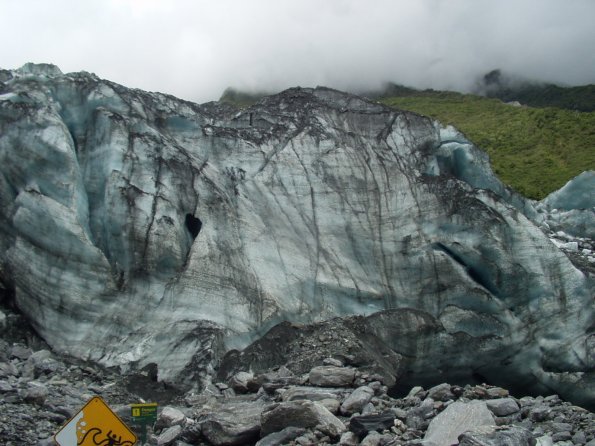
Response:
[537,171,595,239]
[0,64,592,404]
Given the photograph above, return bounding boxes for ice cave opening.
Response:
[185,213,203,239]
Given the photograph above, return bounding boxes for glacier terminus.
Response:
[0,63,592,408]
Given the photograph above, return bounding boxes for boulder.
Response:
[424,401,495,446]
[406,397,435,430]
[485,398,520,416]
[21,381,49,405]
[255,426,307,446]
[458,425,534,446]
[309,366,355,387]
[9,345,32,360]
[340,386,375,415]
[349,411,395,438]
[339,431,360,446]
[281,385,345,402]
[199,401,264,446]
[156,425,182,446]
[155,406,186,430]
[427,383,455,402]
[229,371,256,393]
[260,400,346,438]
[360,431,386,446]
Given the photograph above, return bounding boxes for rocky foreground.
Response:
[1,304,593,446]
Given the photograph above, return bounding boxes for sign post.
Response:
[130,402,158,445]
[54,396,137,446]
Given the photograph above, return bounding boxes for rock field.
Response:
[1,303,593,446]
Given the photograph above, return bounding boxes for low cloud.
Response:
[2,0,594,102]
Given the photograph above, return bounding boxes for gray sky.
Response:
[2,0,594,103]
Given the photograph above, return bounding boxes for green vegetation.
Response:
[219,87,270,108]
[487,83,595,112]
[477,69,595,112]
[380,91,595,200]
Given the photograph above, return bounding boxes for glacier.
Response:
[0,63,592,407]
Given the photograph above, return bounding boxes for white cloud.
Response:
[1,0,594,102]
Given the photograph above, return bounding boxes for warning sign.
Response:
[54,396,137,446]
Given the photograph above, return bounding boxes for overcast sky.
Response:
[2,0,594,103]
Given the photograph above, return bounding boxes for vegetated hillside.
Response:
[478,69,595,112]
[486,83,595,112]
[380,91,595,200]
[219,87,270,107]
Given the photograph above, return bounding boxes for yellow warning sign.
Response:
[54,396,137,446]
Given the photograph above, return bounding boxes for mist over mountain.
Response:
[475,69,595,112]
[2,0,595,103]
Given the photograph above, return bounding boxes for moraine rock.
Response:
[309,366,356,388]
[0,307,594,446]
[427,383,455,402]
[0,64,592,408]
[156,424,183,446]
[340,385,375,415]
[423,400,495,446]
[339,431,360,446]
[155,406,187,430]
[260,400,346,438]
[255,426,307,446]
[349,411,396,438]
[360,430,392,446]
[197,400,265,446]
[406,397,436,430]
[21,381,49,405]
[218,317,402,388]
[485,397,520,417]
[229,371,256,393]
[458,425,534,446]
[281,385,346,403]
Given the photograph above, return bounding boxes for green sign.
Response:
[131,403,158,423]
[130,403,158,444]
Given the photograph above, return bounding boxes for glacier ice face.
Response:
[537,171,595,239]
[541,171,594,211]
[0,65,592,405]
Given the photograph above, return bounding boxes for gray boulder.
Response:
[260,400,346,438]
[309,366,355,387]
[427,383,455,402]
[458,425,534,446]
[155,406,186,430]
[9,345,32,360]
[360,431,390,446]
[255,426,307,446]
[424,401,495,446]
[485,397,520,416]
[281,385,345,402]
[157,424,183,446]
[406,397,436,430]
[21,381,49,405]
[229,371,256,393]
[199,401,264,446]
[341,385,375,415]
[349,411,395,438]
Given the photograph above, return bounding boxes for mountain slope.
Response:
[380,91,595,199]
[479,69,595,112]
